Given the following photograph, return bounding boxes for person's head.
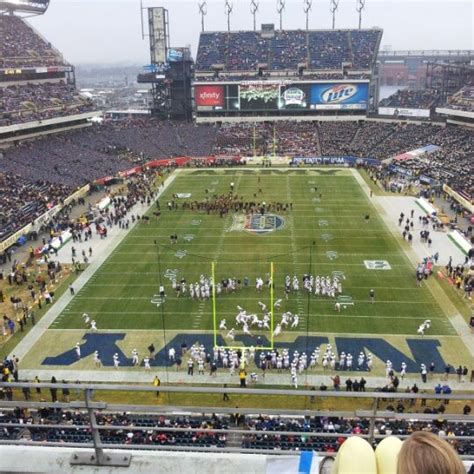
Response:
[397,431,465,474]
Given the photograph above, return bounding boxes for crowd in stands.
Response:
[0,119,472,241]
[0,174,70,242]
[0,406,472,454]
[0,15,64,68]
[3,120,217,186]
[0,119,215,238]
[213,121,472,199]
[0,81,94,126]
[194,72,371,82]
[379,88,441,109]
[271,30,307,70]
[196,29,381,72]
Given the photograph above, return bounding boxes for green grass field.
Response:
[51,168,453,337]
[20,167,474,374]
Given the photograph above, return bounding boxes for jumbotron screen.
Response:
[194,81,369,112]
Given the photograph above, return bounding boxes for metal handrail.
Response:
[0,381,472,466]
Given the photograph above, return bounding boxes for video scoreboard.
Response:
[193,80,369,115]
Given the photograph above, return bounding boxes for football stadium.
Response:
[0,0,473,472]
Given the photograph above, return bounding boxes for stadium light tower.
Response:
[330,0,339,29]
[356,0,366,29]
[250,0,259,31]
[225,0,233,32]
[198,0,207,32]
[276,0,285,30]
[303,0,313,30]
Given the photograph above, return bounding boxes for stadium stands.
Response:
[0,15,96,128]
[0,15,64,68]
[1,120,472,243]
[0,173,70,242]
[379,88,441,109]
[0,81,94,126]
[213,121,473,199]
[0,408,472,454]
[195,29,382,73]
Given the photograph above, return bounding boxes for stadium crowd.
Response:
[0,173,70,242]
[0,81,94,126]
[0,405,472,454]
[3,119,216,185]
[0,15,64,68]
[379,88,441,109]
[0,119,472,241]
[196,29,381,72]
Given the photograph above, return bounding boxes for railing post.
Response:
[70,388,131,467]
[85,388,105,465]
[368,395,378,447]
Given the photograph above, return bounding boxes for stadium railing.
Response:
[0,382,473,467]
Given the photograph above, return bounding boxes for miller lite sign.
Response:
[321,84,357,104]
[310,82,368,110]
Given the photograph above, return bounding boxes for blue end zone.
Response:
[42,332,446,371]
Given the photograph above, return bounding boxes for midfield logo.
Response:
[183,234,195,242]
[228,213,285,235]
[321,233,334,242]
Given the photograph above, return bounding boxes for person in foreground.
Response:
[330,431,466,474]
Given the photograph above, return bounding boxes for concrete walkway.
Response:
[9,172,179,360]
[20,367,474,392]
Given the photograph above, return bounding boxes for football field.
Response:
[20,168,472,375]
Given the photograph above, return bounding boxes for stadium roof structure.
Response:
[0,0,49,15]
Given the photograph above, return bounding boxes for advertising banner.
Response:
[195,85,225,108]
[378,107,430,118]
[240,82,280,110]
[443,184,473,213]
[278,84,310,110]
[310,83,369,110]
[291,156,380,166]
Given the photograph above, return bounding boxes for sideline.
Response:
[19,368,474,391]
[9,171,180,360]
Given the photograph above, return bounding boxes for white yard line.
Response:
[9,171,180,360]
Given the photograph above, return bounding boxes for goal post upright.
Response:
[212,261,217,348]
[270,261,274,349]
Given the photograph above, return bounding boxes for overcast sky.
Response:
[28,0,473,65]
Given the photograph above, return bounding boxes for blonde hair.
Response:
[397,431,465,474]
